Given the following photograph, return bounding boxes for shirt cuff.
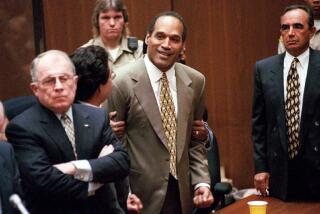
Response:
[72,160,93,182]
[194,183,211,190]
[88,182,104,196]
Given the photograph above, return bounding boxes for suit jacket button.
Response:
[315,121,320,126]
[314,146,319,152]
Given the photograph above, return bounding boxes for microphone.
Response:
[9,194,29,214]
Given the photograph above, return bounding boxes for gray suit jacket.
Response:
[252,48,320,200]
[108,59,210,214]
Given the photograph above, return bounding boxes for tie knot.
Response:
[291,58,299,69]
[61,114,71,123]
[161,72,168,82]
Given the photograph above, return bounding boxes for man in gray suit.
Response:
[253,4,320,201]
[108,11,213,214]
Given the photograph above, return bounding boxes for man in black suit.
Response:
[0,101,23,214]
[5,50,130,213]
[0,142,22,214]
[252,4,320,201]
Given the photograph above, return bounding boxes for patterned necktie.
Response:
[160,72,177,179]
[285,58,300,159]
[61,114,77,159]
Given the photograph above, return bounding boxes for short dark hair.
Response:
[146,11,188,42]
[91,0,129,36]
[70,45,109,102]
[281,4,314,28]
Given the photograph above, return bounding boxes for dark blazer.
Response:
[0,142,22,214]
[252,48,320,200]
[6,102,130,214]
[3,96,37,120]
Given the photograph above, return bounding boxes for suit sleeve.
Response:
[189,76,211,186]
[89,113,130,182]
[7,143,23,198]
[107,81,127,122]
[6,122,90,200]
[252,62,269,173]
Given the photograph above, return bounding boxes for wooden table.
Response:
[215,195,320,214]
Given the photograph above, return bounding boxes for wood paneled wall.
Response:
[174,0,304,188]
[43,0,171,53]
[0,0,305,189]
[0,0,35,100]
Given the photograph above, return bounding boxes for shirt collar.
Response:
[144,54,176,83]
[284,48,309,69]
[94,36,132,53]
[78,101,101,108]
[56,107,73,122]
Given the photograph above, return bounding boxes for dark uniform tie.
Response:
[160,72,177,179]
[285,58,300,159]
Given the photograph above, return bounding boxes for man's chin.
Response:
[48,103,72,113]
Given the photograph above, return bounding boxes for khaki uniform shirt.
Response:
[82,36,144,72]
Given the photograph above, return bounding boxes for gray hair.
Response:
[30,50,75,82]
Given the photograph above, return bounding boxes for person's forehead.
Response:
[153,16,183,34]
[100,8,122,15]
[37,55,73,78]
[281,9,308,24]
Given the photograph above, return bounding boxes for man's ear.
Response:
[30,83,38,96]
[310,26,316,38]
[73,75,78,85]
[145,33,150,45]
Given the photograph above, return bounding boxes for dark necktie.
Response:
[285,58,300,159]
[160,72,177,179]
[61,114,77,159]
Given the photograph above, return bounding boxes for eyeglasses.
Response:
[37,74,75,88]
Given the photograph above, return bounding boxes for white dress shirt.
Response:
[144,55,178,116]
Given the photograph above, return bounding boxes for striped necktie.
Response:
[61,114,77,159]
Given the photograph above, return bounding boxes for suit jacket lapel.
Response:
[175,65,193,163]
[132,62,167,145]
[38,104,76,160]
[269,54,288,152]
[73,105,93,159]
[300,49,320,143]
